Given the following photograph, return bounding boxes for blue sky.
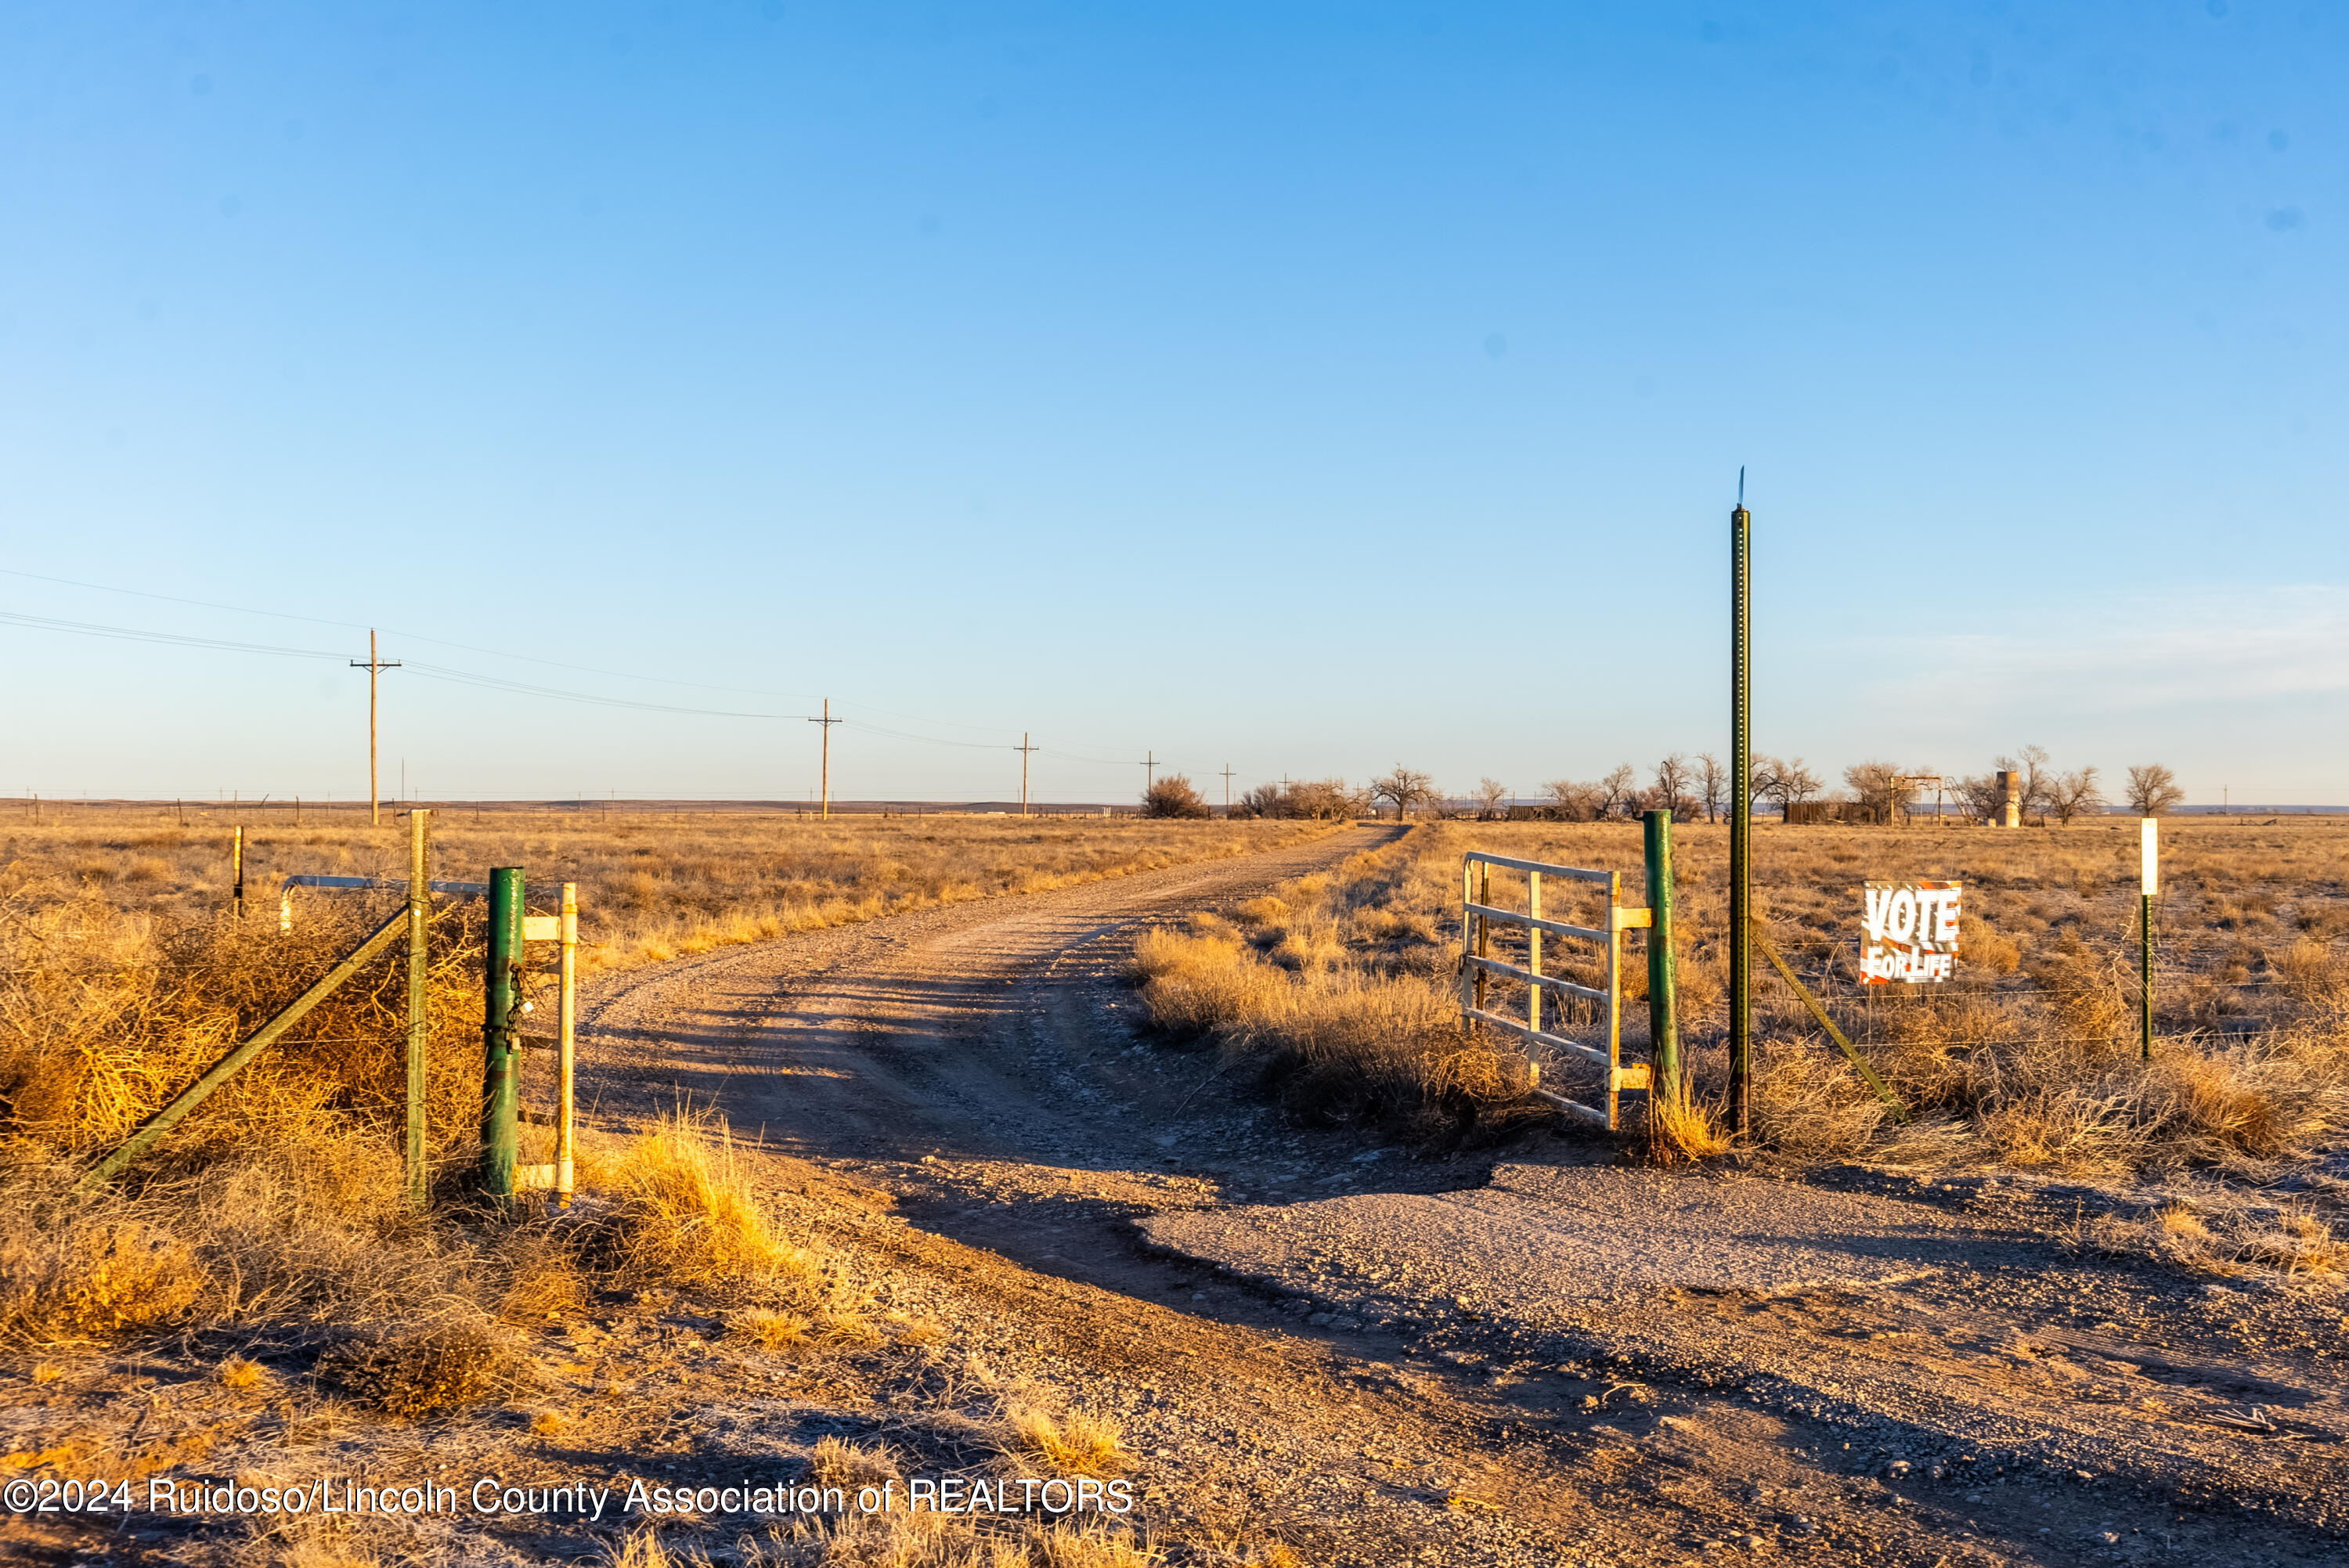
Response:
[3,2,2343,805]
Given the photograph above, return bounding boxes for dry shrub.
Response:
[2276,939,2348,1006]
[0,891,487,1163]
[1959,914,2022,975]
[728,1307,811,1352]
[496,1232,589,1323]
[1748,1041,1893,1160]
[317,1315,511,1418]
[0,1201,205,1346]
[1001,1402,1128,1476]
[218,1354,266,1390]
[816,1308,882,1346]
[583,1109,821,1294]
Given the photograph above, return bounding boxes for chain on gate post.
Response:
[480,867,523,1199]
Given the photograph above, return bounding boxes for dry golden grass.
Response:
[1001,1401,1129,1476]
[809,1434,901,1488]
[579,1108,825,1295]
[0,806,1336,975]
[728,1306,814,1352]
[1131,820,2349,1176]
[739,1516,1164,1568]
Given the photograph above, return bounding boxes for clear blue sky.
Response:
[4,2,2343,805]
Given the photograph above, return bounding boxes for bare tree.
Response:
[1473,777,1510,820]
[1696,752,1725,824]
[1544,778,1602,822]
[1373,766,1434,822]
[1773,757,1823,813]
[2017,744,2053,817]
[1842,760,1911,824]
[2126,764,2185,816]
[1597,763,1639,819]
[1652,755,1692,820]
[1950,773,2005,826]
[2044,766,2105,826]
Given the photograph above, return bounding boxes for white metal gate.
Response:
[1460,850,1653,1128]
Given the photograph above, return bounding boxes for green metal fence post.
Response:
[1729,479,1753,1139]
[1644,809,1680,1112]
[480,866,523,1199]
[405,809,431,1209]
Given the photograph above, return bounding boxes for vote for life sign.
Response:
[1861,880,1961,984]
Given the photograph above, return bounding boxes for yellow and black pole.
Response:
[1728,473,1753,1138]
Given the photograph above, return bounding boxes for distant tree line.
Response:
[1147,752,2188,825]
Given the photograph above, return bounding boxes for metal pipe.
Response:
[1728,488,1753,1139]
[556,881,577,1207]
[480,867,524,1199]
[406,809,431,1209]
[1644,809,1680,1112]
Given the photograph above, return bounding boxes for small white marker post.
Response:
[2139,818,2159,1062]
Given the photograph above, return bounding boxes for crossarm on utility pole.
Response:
[1750,918,1910,1122]
[78,907,411,1190]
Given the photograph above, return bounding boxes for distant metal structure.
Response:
[1893,774,1945,827]
[1458,849,1658,1130]
[1997,769,2022,827]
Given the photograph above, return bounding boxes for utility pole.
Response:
[1220,764,1236,814]
[1016,732,1039,816]
[350,629,401,827]
[809,699,842,819]
[1728,471,1753,1141]
[1142,752,1156,795]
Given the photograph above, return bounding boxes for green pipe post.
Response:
[480,866,523,1199]
[1728,481,1753,1138]
[1643,809,1680,1109]
[405,809,431,1209]
[2140,892,2154,1063]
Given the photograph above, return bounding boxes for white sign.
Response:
[1862,880,1961,984]
[2140,817,2158,895]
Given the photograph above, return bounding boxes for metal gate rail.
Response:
[1460,850,1652,1128]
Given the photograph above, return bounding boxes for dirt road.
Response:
[562,823,2348,1566]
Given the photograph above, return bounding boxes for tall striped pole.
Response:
[1729,478,1753,1139]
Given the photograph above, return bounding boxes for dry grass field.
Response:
[0,806,1337,974]
[0,809,1334,1383]
[1131,816,2349,1190]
